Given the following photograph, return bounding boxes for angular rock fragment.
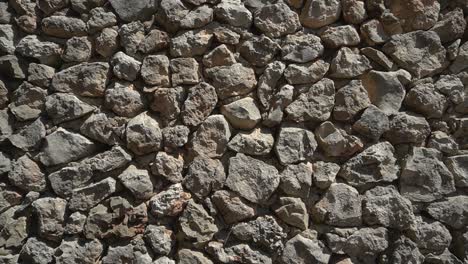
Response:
[275,125,317,165]
[16,35,62,65]
[150,184,191,216]
[451,41,468,73]
[170,57,199,85]
[352,105,389,141]
[139,29,169,54]
[191,115,231,158]
[170,29,213,57]
[105,81,144,118]
[54,238,104,264]
[32,197,67,241]
[321,25,360,48]
[0,55,26,79]
[9,82,47,121]
[178,249,213,264]
[95,28,119,58]
[221,97,261,130]
[151,87,185,120]
[446,155,468,188]
[207,242,271,264]
[228,127,274,156]
[202,44,235,68]
[239,35,279,67]
[232,215,286,252]
[387,0,440,32]
[281,33,324,63]
[343,227,388,264]
[177,200,218,248]
[214,0,252,28]
[144,225,174,256]
[62,36,92,63]
[45,93,95,124]
[109,0,155,22]
[426,195,468,229]
[162,125,190,148]
[0,25,15,55]
[333,80,370,122]
[42,16,87,38]
[111,51,141,82]
[360,19,388,46]
[404,83,448,118]
[180,5,213,29]
[381,235,424,264]
[20,237,55,264]
[300,0,341,28]
[140,55,170,86]
[80,113,127,145]
[69,178,117,211]
[126,112,162,155]
[384,112,430,145]
[0,216,28,249]
[330,47,372,78]
[8,155,46,192]
[212,190,256,224]
[102,236,153,264]
[87,7,117,33]
[118,21,145,57]
[275,197,309,230]
[254,3,300,37]
[27,63,55,88]
[315,121,363,157]
[284,59,329,85]
[182,82,218,127]
[205,63,257,100]
[183,156,225,199]
[9,118,46,151]
[435,75,465,104]
[151,152,184,183]
[414,216,452,255]
[118,165,153,200]
[281,231,331,264]
[361,47,395,71]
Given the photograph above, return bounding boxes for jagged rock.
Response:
[0,109,13,141]
[275,125,317,165]
[284,59,330,85]
[339,142,399,187]
[281,33,324,63]
[9,118,46,151]
[226,153,279,204]
[275,197,309,230]
[151,152,184,183]
[118,165,153,200]
[214,0,252,28]
[150,183,191,216]
[202,44,235,68]
[360,19,388,46]
[239,35,279,67]
[102,235,153,264]
[191,115,231,158]
[156,0,189,32]
[330,47,372,78]
[181,82,218,127]
[333,80,370,121]
[69,178,117,211]
[232,215,286,252]
[51,62,110,97]
[313,161,339,190]
[126,112,163,155]
[87,7,117,33]
[0,189,21,213]
[42,16,87,38]
[151,87,185,120]
[383,31,447,78]
[8,155,46,192]
[221,97,261,130]
[162,125,190,148]
[80,113,127,145]
[424,249,464,264]
[321,25,360,48]
[109,0,155,22]
[0,152,11,176]
[315,121,363,157]
[141,55,170,86]
[0,55,26,79]
[111,51,141,82]
[435,75,465,105]
[55,238,103,264]
[312,183,362,227]
[62,36,92,63]
[178,249,213,264]
[254,3,300,37]
[212,190,256,224]
[139,29,169,54]
[281,231,331,264]
[300,0,341,28]
[105,81,144,118]
[263,84,294,127]
[0,81,7,109]
[170,57,199,85]
[285,78,335,122]
[400,147,455,203]
[426,196,468,229]
[180,5,213,29]
[64,211,86,235]
[279,162,313,199]
[207,242,271,264]
[381,235,424,264]
[27,63,55,88]
[404,83,448,118]
[45,93,95,124]
[183,156,225,199]
[384,112,430,145]
[144,225,174,256]
[32,197,67,241]
[95,28,119,58]
[170,29,213,57]
[343,227,388,264]
[118,21,145,57]
[387,0,440,32]
[451,41,468,73]
[154,256,176,264]
[256,61,285,109]
[16,35,62,65]
[228,127,274,156]
[0,216,28,248]
[9,82,47,121]
[178,200,218,248]
[427,131,459,155]
[0,25,15,55]
[37,0,68,15]
[19,237,55,264]
[446,155,468,188]
[414,216,451,255]
[361,47,395,71]
[352,105,389,141]
[205,63,257,100]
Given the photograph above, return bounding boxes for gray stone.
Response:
[330,47,372,78]
[102,236,153,264]
[95,28,119,58]
[51,62,110,97]
[16,35,62,65]
[170,57,199,85]
[321,25,360,48]
[191,115,231,158]
[207,242,271,264]
[451,41,468,73]
[352,105,389,141]
[64,211,86,235]
[404,83,448,118]
[126,112,163,155]
[275,125,317,165]
[151,87,185,120]
[312,183,362,227]
[414,216,451,254]
[205,63,257,100]
[232,215,286,252]
[118,21,145,57]
[239,35,279,67]
[254,3,300,37]
[54,238,104,264]
[432,8,466,43]
[138,29,169,54]
[285,78,335,122]
[202,44,236,68]
[0,55,25,79]
[69,177,117,211]
[8,155,46,192]
[361,47,395,71]
[0,190,21,214]
[0,152,11,176]
[212,190,256,224]
[87,7,117,33]
[384,112,430,145]
[144,225,174,256]
[177,200,218,248]
[0,216,28,249]
[383,31,447,78]
[37,0,68,15]
[281,231,331,264]
[446,155,468,188]
[275,197,309,230]
[221,97,261,130]
[333,80,370,122]
[281,33,324,63]
[151,152,184,183]
[182,82,218,127]
[109,0,155,22]
[45,93,95,124]
[280,162,313,199]
[104,81,146,118]
[118,165,153,200]
[284,60,330,85]
[111,51,141,81]
[80,113,127,145]
[183,156,226,199]
[257,61,286,109]
[426,196,468,229]
[424,249,464,264]
[315,121,363,157]
[300,0,341,28]
[0,25,15,54]
[20,237,55,264]
[214,0,252,28]
[62,36,92,63]
[162,125,190,148]
[226,153,279,204]
[141,55,170,86]
[9,118,46,151]
[178,249,213,264]
[400,147,455,203]
[0,81,7,109]
[427,131,459,155]
[360,19,388,45]
[150,183,191,216]
[9,82,47,121]
[156,0,189,32]
[180,5,213,29]
[228,127,274,156]
[170,29,213,57]
[39,128,97,166]
[381,235,424,264]
[42,16,87,38]
[32,197,67,241]
[0,109,13,141]
[435,75,465,104]
[313,161,339,190]
[343,227,388,264]
[387,0,439,32]
[154,256,176,264]
[263,84,294,127]
[339,142,399,187]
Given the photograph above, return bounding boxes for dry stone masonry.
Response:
[0,0,467,263]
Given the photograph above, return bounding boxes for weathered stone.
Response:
[95,28,119,58]
[183,156,225,199]
[254,3,300,37]
[352,105,390,141]
[0,189,21,213]
[275,197,309,230]
[221,97,261,130]
[0,109,13,140]
[361,47,395,71]
[0,55,26,79]
[180,5,213,29]
[139,29,169,54]
[275,125,317,165]
[446,155,468,188]
[46,93,95,124]
[42,16,87,38]
[162,125,190,148]
[202,44,235,68]
[387,0,440,32]
[144,225,174,256]
[182,82,218,127]
[0,25,15,55]
[333,80,370,122]
[381,235,424,264]
[156,0,189,32]
[239,35,279,67]
[281,33,324,63]
[9,82,47,121]
[151,152,184,183]
[154,256,176,264]
[360,19,388,46]
[150,183,191,216]
[9,118,46,151]
[427,131,458,155]
[55,238,104,264]
[151,87,185,120]
[64,211,86,235]
[191,115,231,158]
[340,142,398,187]
[312,183,362,227]
[435,74,465,105]
[321,25,360,48]
[105,82,144,118]
[87,7,117,33]
[300,0,341,28]
[20,237,55,264]
[342,0,366,24]
[285,78,335,122]
[80,113,127,145]
[51,62,110,97]
[0,216,28,249]
[232,215,286,252]
[141,55,170,86]
[16,35,62,65]
[400,147,455,203]
[8,155,46,192]
[284,60,330,85]
[384,112,430,145]
[62,36,92,63]
[126,112,162,155]
[37,0,68,15]
[178,249,213,264]
[404,83,448,118]
[383,30,447,78]
[205,63,257,100]
[343,227,388,264]
[207,242,271,264]
[69,178,117,211]
[32,197,67,241]
[170,29,213,57]
[426,195,468,229]
[118,21,145,57]
[102,236,153,264]
[263,84,294,127]
[312,161,339,190]
[0,152,11,176]
[170,57,199,85]
[226,153,279,204]
[424,249,465,264]
[451,41,468,73]
[109,0,155,22]
[212,190,256,224]
[281,231,331,264]
[315,121,363,157]
[111,51,141,81]
[414,216,451,254]
[228,127,274,156]
[279,162,312,199]
[118,165,153,200]
[27,63,54,88]
[214,0,252,28]
[330,47,372,78]
[177,199,218,248]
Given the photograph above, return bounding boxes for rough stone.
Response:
[321,25,361,48]
[228,127,274,156]
[177,199,218,248]
[343,227,388,264]
[151,87,185,120]
[284,60,330,85]
[32,197,67,241]
[360,19,389,46]
[315,121,363,157]
[414,216,452,255]
[232,215,286,252]
[170,57,199,85]
[254,3,300,38]
[275,197,309,230]
[45,93,95,124]
[95,28,119,58]
[384,112,430,145]
[333,80,370,122]
[202,44,236,68]
[138,29,169,54]
[118,21,145,57]
[162,125,190,148]
[275,125,317,165]
[239,35,279,67]
[281,33,324,63]
[300,0,341,28]
[212,190,256,224]
[151,152,184,183]
[404,83,448,118]
[69,178,117,211]
[140,55,170,86]
[170,29,213,58]
[281,231,331,264]
[191,115,231,158]
[214,0,252,28]
[352,105,390,141]
[16,35,62,65]
[446,155,468,188]
[87,7,117,33]
[9,118,46,151]
[144,225,174,256]
[178,249,213,264]
[150,183,191,216]
[221,97,261,130]
[54,238,104,264]
[205,63,257,100]
[180,5,213,29]
[118,165,154,200]
[62,36,92,63]
[109,0,155,22]
[426,196,468,229]
[42,16,87,38]
[8,155,46,192]
[126,112,163,155]
[9,82,47,121]
[111,51,141,82]
[182,82,218,127]
[330,47,372,78]
[183,156,226,199]
[19,237,55,264]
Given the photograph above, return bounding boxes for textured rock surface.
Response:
[1,1,466,263]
